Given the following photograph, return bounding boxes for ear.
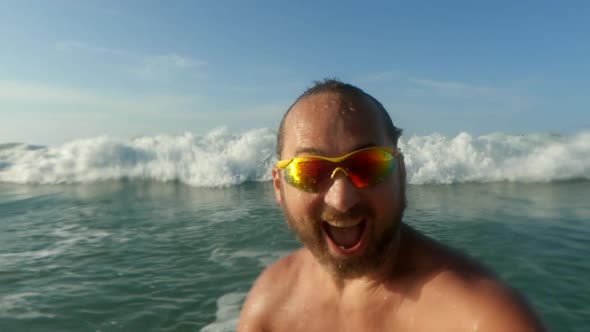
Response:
[398,153,406,184]
[272,166,283,205]
[397,153,407,210]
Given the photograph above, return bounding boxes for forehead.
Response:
[282,92,389,156]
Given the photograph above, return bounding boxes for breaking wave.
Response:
[1,128,589,186]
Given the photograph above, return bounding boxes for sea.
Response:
[0,127,589,332]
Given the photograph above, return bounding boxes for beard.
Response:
[281,190,405,280]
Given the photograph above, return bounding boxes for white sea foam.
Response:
[1,128,588,186]
[0,127,276,186]
[0,223,110,271]
[200,292,246,332]
[0,292,55,319]
[401,131,590,184]
[209,247,289,268]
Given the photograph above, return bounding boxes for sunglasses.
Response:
[276,146,399,193]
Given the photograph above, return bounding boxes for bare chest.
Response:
[266,292,464,332]
[267,293,401,332]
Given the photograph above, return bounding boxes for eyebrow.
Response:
[293,142,379,157]
[293,147,324,156]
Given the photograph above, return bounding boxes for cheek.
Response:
[282,186,322,219]
[282,192,325,243]
[367,181,404,219]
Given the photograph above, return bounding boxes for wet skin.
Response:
[238,92,546,332]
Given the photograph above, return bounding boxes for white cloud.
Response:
[0,80,208,144]
[0,81,285,145]
[356,70,400,83]
[0,80,201,113]
[406,77,535,111]
[132,53,206,79]
[409,78,501,98]
[54,41,131,57]
[0,80,94,104]
[151,54,206,68]
[54,41,206,80]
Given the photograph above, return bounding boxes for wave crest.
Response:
[0,127,276,186]
[1,129,589,186]
[402,131,590,184]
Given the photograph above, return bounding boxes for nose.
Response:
[324,171,360,213]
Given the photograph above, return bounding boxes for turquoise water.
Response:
[1,181,588,331]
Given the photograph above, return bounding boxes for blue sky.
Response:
[1,1,589,145]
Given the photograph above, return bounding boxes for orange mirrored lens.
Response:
[284,159,333,192]
[343,148,394,188]
[282,147,396,192]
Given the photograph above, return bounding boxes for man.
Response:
[238,79,545,331]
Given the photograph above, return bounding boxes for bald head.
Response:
[276,79,402,158]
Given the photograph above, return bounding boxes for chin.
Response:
[315,221,401,280]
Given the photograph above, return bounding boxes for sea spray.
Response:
[402,131,590,184]
[0,127,277,186]
[1,129,589,186]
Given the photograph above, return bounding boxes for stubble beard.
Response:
[282,193,405,280]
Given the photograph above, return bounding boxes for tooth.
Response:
[325,220,362,228]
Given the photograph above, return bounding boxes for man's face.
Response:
[272,92,406,279]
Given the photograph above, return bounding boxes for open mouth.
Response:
[322,219,367,254]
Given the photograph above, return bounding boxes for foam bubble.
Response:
[1,129,589,186]
[0,224,111,273]
[401,131,590,184]
[0,292,55,319]
[209,248,289,268]
[200,292,246,332]
[0,127,276,186]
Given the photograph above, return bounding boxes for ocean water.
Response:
[1,128,589,331]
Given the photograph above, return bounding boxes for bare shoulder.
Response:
[421,244,546,331]
[431,270,546,331]
[237,249,306,332]
[403,227,546,331]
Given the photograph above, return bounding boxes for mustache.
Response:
[320,204,371,223]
